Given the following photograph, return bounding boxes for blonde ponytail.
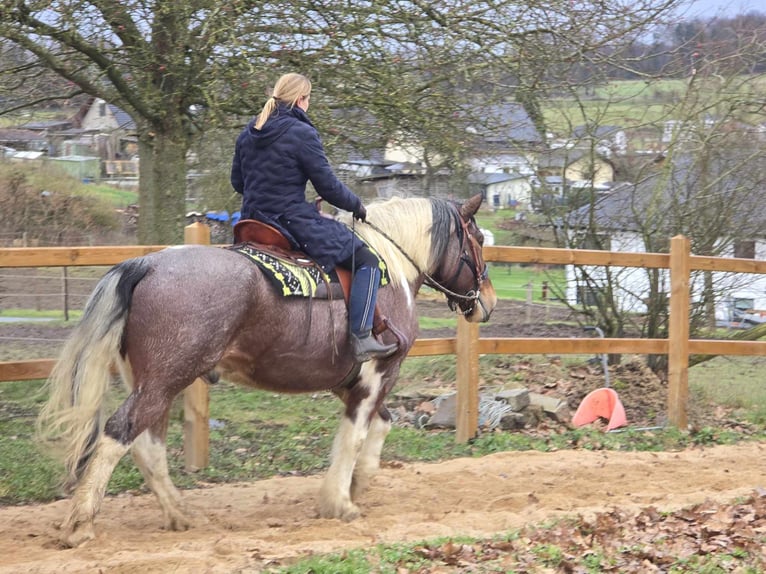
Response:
[253,73,312,131]
[254,97,277,130]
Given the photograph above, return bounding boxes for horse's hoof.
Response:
[60,523,95,548]
[163,504,205,531]
[341,504,361,522]
[165,513,193,532]
[318,499,360,522]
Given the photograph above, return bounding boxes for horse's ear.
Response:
[460,193,483,219]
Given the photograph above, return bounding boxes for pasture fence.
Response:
[1,228,766,467]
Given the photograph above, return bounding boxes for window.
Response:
[99,102,107,117]
[577,286,600,306]
[734,240,755,259]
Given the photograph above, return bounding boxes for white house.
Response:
[564,165,766,322]
[468,172,532,209]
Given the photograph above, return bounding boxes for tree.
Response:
[0,0,679,243]
[538,17,766,372]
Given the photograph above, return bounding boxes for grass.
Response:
[2,351,765,506]
[486,262,566,302]
[689,356,766,423]
[78,182,137,207]
[0,309,82,320]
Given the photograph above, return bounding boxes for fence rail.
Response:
[2,230,766,461]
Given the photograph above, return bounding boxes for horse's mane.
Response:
[339,196,459,288]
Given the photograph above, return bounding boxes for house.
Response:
[563,155,766,319]
[0,128,50,153]
[468,172,532,209]
[571,124,628,157]
[536,147,615,185]
[465,102,543,175]
[68,98,138,169]
[336,101,544,199]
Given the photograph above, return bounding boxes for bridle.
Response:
[364,207,488,317]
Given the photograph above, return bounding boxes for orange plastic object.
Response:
[571,388,627,431]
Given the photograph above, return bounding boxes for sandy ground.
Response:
[1,442,764,573]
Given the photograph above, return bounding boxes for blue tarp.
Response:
[205,210,229,222]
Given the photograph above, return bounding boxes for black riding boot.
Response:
[349,265,398,362]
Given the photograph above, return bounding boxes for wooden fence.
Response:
[2,229,766,468]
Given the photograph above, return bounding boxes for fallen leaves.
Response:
[390,490,766,572]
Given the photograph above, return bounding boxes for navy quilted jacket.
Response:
[231,103,363,272]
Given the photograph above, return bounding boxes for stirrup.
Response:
[350,333,398,362]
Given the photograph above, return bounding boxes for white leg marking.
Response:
[319,365,382,520]
[61,435,128,547]
[351,412,392,500]
[132,431,195,531]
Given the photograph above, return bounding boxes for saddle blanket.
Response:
[231,244,331,297]
[230,242,390,299]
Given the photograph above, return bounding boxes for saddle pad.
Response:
[231,244,330,297]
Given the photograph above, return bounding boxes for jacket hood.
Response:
[247,104,313,148]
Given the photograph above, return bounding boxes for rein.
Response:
[363,213,485,315]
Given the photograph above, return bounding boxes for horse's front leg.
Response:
[319,365,383,521]
[351,408,391,500]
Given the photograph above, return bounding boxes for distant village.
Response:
[0,96,713,214]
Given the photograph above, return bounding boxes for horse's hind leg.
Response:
[351,408,392,501]
[59,434,130,547]
[131,410,197,532]
[60,388,177,547]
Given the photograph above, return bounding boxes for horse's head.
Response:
[427,194,497,323]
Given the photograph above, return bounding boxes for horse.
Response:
[37,193,497,547]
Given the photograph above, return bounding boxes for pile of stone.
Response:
[391,387,570,431]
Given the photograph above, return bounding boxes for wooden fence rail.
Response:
[2,230,766,462]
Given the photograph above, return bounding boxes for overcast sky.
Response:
[680,0,763,18]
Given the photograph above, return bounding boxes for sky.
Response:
[680,0,763,18]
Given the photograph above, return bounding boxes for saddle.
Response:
[232,219,388,335]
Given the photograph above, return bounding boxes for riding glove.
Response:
[353,203,367,222]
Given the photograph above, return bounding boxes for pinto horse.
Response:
[37,193,497,547]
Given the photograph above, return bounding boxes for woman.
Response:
[231,72,397,362]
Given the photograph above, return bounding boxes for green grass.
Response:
[0,308,82,320]
[486,262,566,302]
[77,182,138,207]
[689,356,766,424]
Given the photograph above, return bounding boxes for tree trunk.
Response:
[137,128,190,245]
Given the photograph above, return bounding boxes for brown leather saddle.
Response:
[232,218,388,335]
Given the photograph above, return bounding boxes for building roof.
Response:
[537,148,593,169]
[107,104,136,130]
[572,124,624,139]
[19,120,73,131]
[568,152,766,237]
[0,128,48,143]
[463,102,543,147]
[467,172,526,185]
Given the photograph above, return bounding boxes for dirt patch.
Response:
[1,443,765,572]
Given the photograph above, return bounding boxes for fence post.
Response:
[183,222,211,470]
[667,235,691,429]
[456,315,480,443]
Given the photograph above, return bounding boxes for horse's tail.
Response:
[36,258,151,490]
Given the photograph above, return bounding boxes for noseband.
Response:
[365,208,487,317]
[425,213,487,316]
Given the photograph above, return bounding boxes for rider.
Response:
[230,72,398,363]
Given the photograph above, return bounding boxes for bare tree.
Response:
[0,0,679,243]
[540,18,766,371]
